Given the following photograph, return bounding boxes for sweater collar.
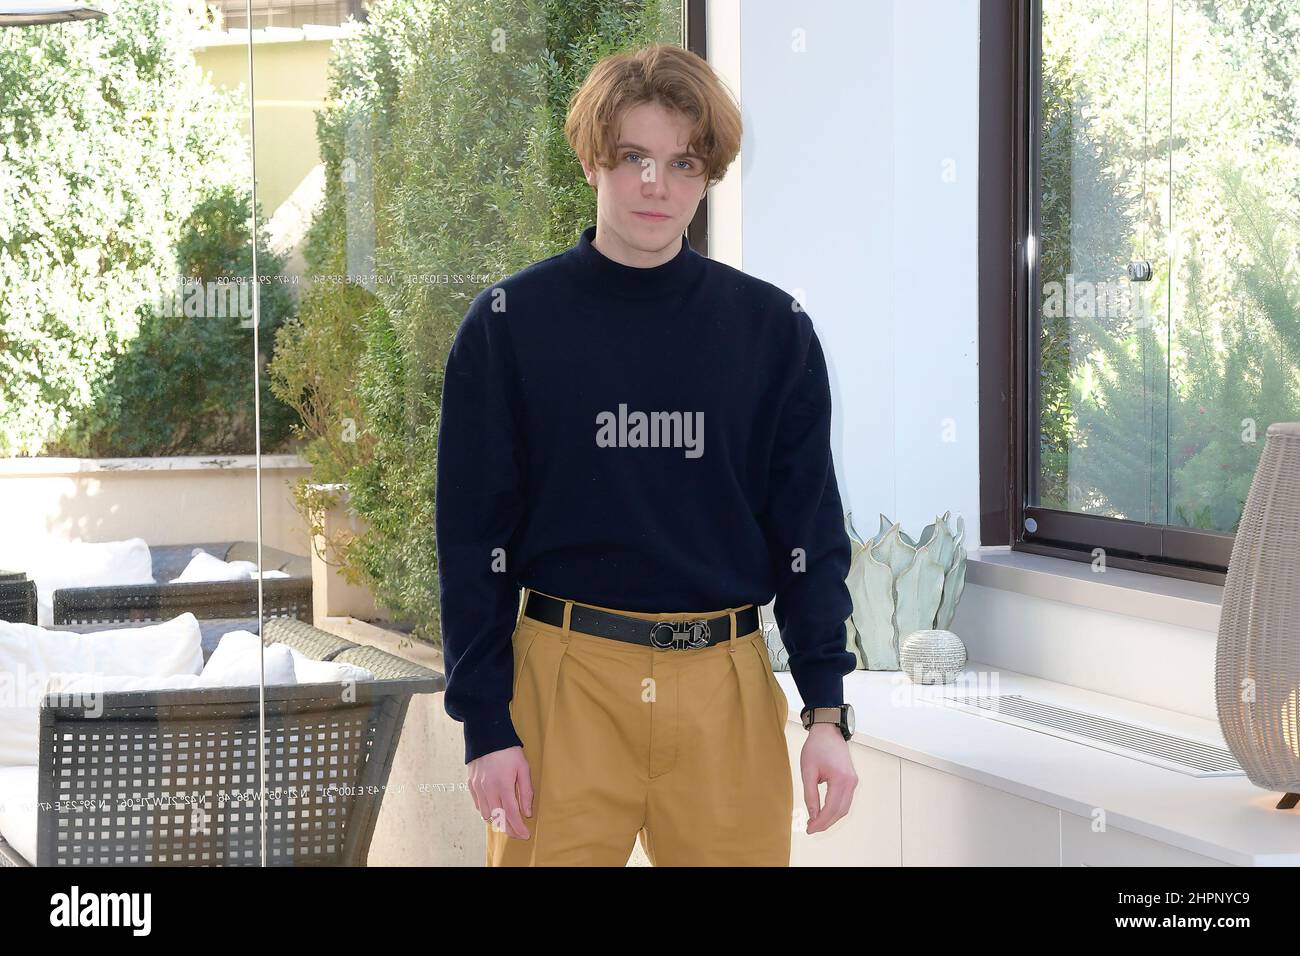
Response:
[565,224,704,299]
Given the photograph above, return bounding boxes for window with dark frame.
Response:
[684,0,709,256]
[981,0,1299,587]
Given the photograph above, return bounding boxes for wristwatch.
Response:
[800,703,855,740]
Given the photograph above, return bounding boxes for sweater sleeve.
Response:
[435,290,528,764]
[761,312,856,713]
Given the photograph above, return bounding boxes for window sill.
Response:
[964,545,1223,633]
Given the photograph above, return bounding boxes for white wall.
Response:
[0,456,312,565]
[733,0,982,549]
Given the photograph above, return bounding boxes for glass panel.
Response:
[1036,0,1174,524]
[231,0,327,866]
[1166,0,1300,534]
[1036,0,1300,538]
[0,0,261,865]
[252,0,685,865]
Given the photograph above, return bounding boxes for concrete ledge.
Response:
[0,454,307,476]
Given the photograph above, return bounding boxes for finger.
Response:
[813,772,856,831]
[485,802,510,836]
[468,775,490,824]
[820,773,854,827]
[516,761,534,818]
[484,789,514,836]
[802,771,823,829]
[499,785,530,839]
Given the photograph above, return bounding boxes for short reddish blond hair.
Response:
[564,43,742,191]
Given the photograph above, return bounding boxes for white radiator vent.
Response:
[939,694,1244,777]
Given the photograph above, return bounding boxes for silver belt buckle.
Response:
[649,619,711,650]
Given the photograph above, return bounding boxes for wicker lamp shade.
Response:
[1215,422,1300,809]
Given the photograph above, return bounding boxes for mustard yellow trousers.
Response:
[486,587,794,866]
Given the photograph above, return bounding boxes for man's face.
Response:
[581,100,709,260]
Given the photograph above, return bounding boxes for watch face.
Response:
[843,704,855,736]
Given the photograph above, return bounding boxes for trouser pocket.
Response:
[748,636,790,734]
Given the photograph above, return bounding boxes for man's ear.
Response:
[579,151,609,193]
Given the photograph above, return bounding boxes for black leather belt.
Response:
[523,591,760,650]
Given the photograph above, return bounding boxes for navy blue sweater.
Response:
[435,224,856,764]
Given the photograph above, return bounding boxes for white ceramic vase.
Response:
[842,511,968,671]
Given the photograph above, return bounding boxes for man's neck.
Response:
[592,220,683,269]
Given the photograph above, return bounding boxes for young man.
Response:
[435,43,858,867]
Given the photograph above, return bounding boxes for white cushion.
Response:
[198,631,296,686]
[0,765,37,865]
[227,564,292,580]
[172,550,253,583]
[24,538,155,627]
[172,550,293,584]
[43,650,296,694]
[44,672,206,695]
[0,613,204,767]
[287,647,375,684]
[43,639,380,698]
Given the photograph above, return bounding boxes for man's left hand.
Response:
[800,723,857,833]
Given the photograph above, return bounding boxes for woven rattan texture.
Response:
[1216,423,1300,793]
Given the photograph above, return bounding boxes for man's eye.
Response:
[623,153,696,171]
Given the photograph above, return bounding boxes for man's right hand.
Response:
[469,745,533,839]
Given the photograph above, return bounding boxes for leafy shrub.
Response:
[0,0,257,456]
[52,185,299,457]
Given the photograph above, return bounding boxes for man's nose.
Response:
[642,161,669,197]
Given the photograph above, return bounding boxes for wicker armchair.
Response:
[51,541,313,627]
[0,571,37,625]
[0,617,443,867]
